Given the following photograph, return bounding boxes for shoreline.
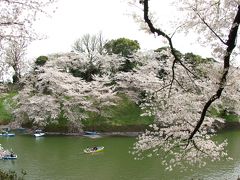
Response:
[0,125,144,137]
[3,121,240,138]
[35,131,142,137]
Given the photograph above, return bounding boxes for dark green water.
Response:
[0,130,240,180]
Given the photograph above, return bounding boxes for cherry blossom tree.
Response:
[0,0,55,47]
[0,0,56,82]
[4,37,28,83]
[127,0,240,169]
[71,33,111,81]
[13,53,118,132]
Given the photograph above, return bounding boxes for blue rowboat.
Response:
[2,154,17,160]
[0,132,15,137]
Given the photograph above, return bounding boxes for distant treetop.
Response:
[104,37,140,57]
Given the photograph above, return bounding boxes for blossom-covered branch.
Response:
[128,0,240,169]
[189,4,240,140]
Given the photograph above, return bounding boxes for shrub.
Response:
[12,74,19,83]
[35,56,48,66]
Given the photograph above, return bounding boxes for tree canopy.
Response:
[104,37,140,57]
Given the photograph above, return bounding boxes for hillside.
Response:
[1,49,240,132]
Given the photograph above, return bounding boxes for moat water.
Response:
[0,130,240,180]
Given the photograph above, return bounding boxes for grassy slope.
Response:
[0,92,17,125]
[83,94,154,132]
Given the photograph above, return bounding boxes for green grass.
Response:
[0,91,17,124]
[83,94,154,131]
[108,94,153,125]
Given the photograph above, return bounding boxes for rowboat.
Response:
[83,131,101,139]
[84,131,98,135]
[0,131,15,137]
[84,146,104,154]
[2,154,17,160]
[34,130,45,137]
[34,132,45,137]
[83,134,101,139]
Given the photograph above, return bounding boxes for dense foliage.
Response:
[104,37,140,57]
[35,56,48,66]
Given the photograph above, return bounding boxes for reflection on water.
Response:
[0,131,239,180]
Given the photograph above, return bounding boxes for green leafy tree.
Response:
[184,52,204,65]
[184,52,216,66]
[104,37,140,57]
[70,63,101,82]
[35,56,48,66]
[118,59,137,72]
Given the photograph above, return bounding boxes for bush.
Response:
[12,74,19,83]
[70,63,101,82]
[35,56,48,66]
[118,59,137,72]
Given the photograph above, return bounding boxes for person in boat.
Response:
[93,146,98,151]
[10,151,14,157]
[1,130,7,135]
